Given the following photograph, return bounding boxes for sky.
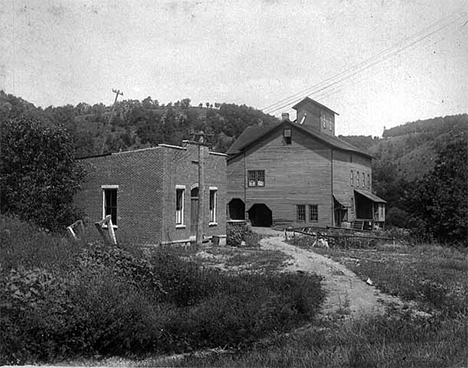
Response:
[1,0,467,136]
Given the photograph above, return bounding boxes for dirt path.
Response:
[260,235,403,320]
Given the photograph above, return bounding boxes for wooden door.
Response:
[190,187,199,236]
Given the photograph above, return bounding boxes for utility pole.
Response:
[100,88,123,154]
[187,131,213,246]
[197,132,205,247]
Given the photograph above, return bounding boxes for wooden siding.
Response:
[333,150,372,222]
[241,125,333,227]
[295,101,335,136]
[227,154,245,201]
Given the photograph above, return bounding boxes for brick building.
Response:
[226,97,386,230]
[75,142,227,245]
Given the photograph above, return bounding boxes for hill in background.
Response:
[340,114,467,182]
[0,91,279,158]
[1,89,466,198]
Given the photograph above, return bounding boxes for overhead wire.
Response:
[262,11,466,115]
[262,11,462,114]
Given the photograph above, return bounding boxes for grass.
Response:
[0,215,325,365]
[310,242,468,316]
[160,314,467,368]
[153,238,468,368]
[197,246,292,273]
[3,215,466,367]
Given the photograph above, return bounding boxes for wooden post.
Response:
[196,136,205,247]
[67,220,85,242]
[94,215,117,245]
[100,88,123,154]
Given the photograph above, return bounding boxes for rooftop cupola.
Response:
[292,97,338,136]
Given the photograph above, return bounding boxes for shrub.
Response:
[0,215,83,271]
[0,117,85,232]
[227,222,262,247]
[1,219,325,364]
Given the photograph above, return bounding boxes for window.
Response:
[362,172,366,188]
[356,171,360,187]
[350,170,354,186]
[175,185,185,226]
[309,205,318,222]
[102,186,118,225]
[248,170,265,187]
[283,128,292,145]
[321,112,332,129]
[297,205,306,222]
[209,188,217,224]
[367,173,371,189]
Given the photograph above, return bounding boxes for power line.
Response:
[263,12,461,114]
[262,11,465,115]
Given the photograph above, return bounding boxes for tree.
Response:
[407,136,467,244]
[0,117,86,231]
[180,98,191,109]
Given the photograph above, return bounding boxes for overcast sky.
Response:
[1,0,467,136]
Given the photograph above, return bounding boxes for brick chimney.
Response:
[281,112,290,121]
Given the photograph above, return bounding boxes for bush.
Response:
[0,117,85,232]
[227,222,262,247]
[0,216,325,364]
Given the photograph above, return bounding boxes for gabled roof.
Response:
[226,123,281,155]
[292,97,339,116]
[226,120,371,158]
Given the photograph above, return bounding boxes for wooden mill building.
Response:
[75,141,227,245]
[226,97,386,230]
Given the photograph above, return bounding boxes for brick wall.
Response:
[161,143,227,243]
[75,144,227,245]
[75,148,164,244]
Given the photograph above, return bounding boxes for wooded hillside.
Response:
[0,91,278,158]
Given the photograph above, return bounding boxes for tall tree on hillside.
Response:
[0,117,85,231]
[408,135,468,244]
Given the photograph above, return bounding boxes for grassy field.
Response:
[2,217,467,367]
[160,239,468,368]
[0,217,323,365]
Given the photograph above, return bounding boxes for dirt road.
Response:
[260,235,402,320]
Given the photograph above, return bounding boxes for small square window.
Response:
[297,205,306,222]
[247,170,265,187]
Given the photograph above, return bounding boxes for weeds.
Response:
[0,215,325,364]
[226,222,262,247]
[169,310,468,368]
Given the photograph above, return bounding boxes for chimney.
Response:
[281,112,290,121]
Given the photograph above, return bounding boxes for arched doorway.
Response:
[248,203,273,227]
[228,198,245,220]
